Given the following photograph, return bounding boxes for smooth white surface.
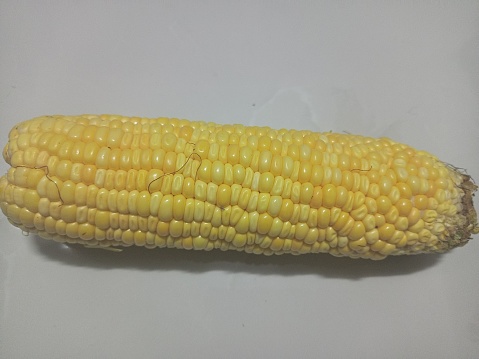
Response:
[1,1,479,358]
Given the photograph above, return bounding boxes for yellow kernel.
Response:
[365,229,379,244]
[211,160,225,185]
[317,208,330,229]
[279,199,294,222]
[159,194,173,222]
[332,212,350,231]
[414,195,428,210]
[407,175,421,195]
[363,214,376,231]
[379,243,396,256]
[258,151,272,172]
[300,182,314,204]
[350,204,368,221]
[384,206,399,224]
[257,193,270,213]
[377,196,392,214]
[395,198,413,216]
[259,172,274,193]
[239,146,253,167]
[378,176,393,195]
[335,186,349,208]
[322,184,336,208]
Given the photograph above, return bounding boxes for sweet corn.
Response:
[0,115,477,260]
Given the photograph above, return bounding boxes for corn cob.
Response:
[0,115,477,260]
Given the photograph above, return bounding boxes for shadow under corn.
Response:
[30,235,443,280]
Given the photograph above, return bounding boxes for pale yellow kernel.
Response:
[363,214,376,231]
[379,243,396,256]
[202,202,214,222]
[423,209,438,223]
[206,182,218,205]
[243,168,254,188]
[325,227,338,246]
[190,180,206,201]
[270,176,284,196]
[367,183,380,198]
[418,229,432,243]
[359,175,370,194]
[257,193,270,213]
[194,200,205,223]
[384,206,399,224]
[409,218,425,233]
[389,231,404,244]
[333,185,348,208]
[226,184,240,206]
[350,204,368,221]
[352,191,365,210]
[431,222,445,235]
[161,132,177,152]
[246,191,258,212]
[427,197,438,210]
[238,188,251,209]
[268,196,282,217]
[257,213,274,235]
[349,237,367,251]
[136,191,151,217]
[248,211,259,233]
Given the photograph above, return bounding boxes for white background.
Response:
[1,1,479,358]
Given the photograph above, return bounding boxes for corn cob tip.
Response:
[451,172,478,245]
